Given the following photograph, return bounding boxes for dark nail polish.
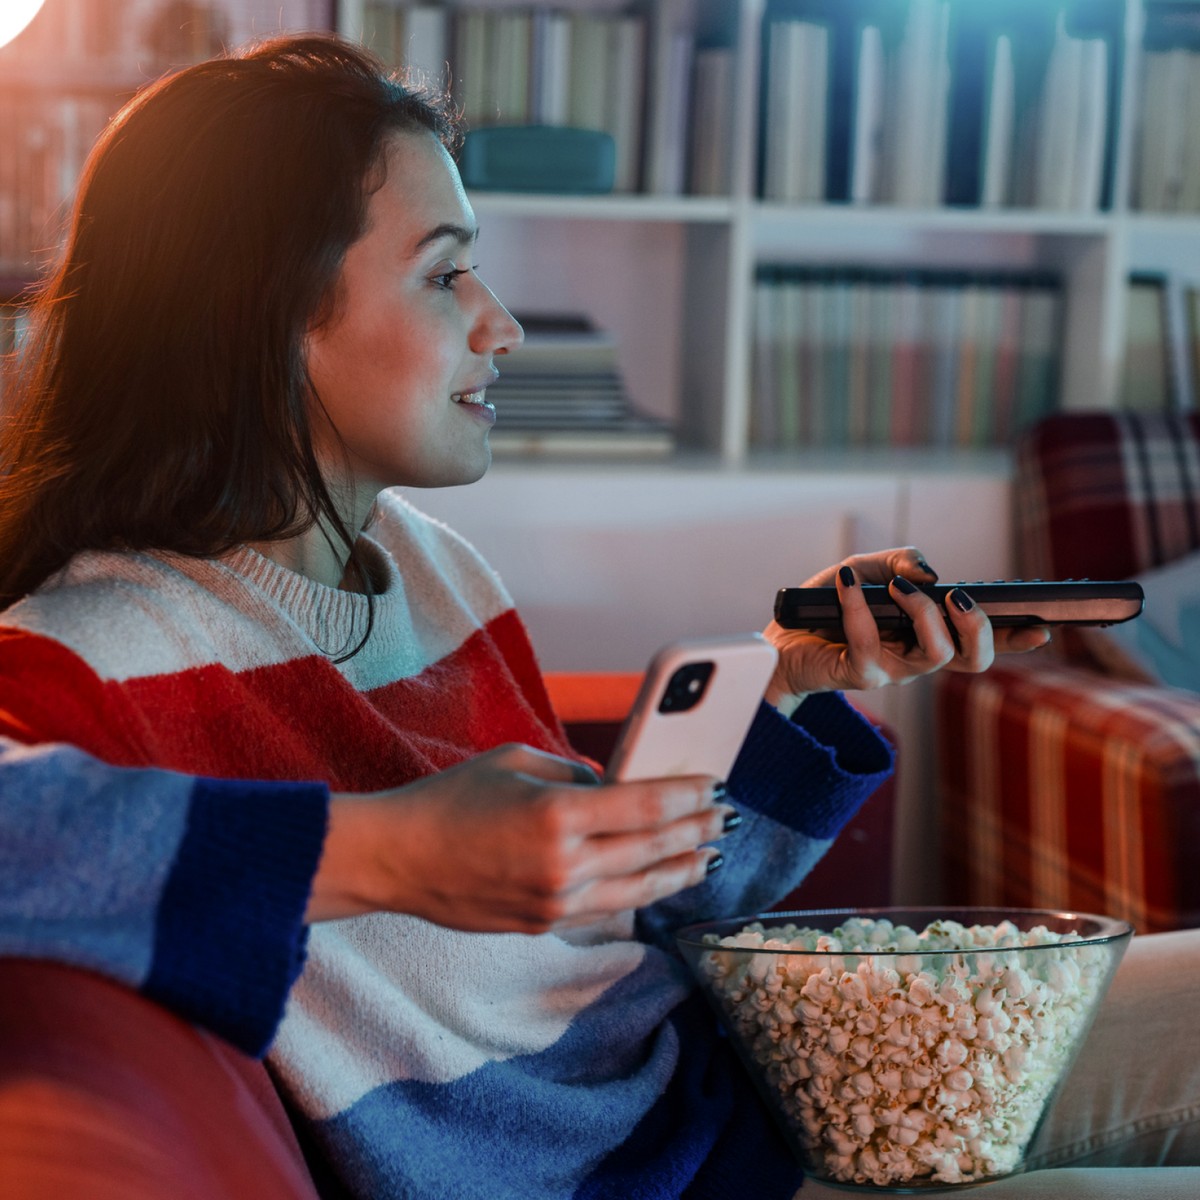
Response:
[916,559,938,581]
[892,575,918,595]
[711,781,728,803]
[722,807,742,832]
[706,853,725,875]
[838,565,856,587]
[951,589,975,613]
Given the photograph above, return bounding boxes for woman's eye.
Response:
[431,268,470,290]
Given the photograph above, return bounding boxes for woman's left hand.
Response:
[762,547,1051,716]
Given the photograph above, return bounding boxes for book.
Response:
[1034,13,1109,213]
[847,277,872,443]
[486,313,675,456]
[751,282,778,447]
[1120,275,1173,412]
[889,276,921,443]
[493,12,532,126]
[645,0,694,196]
[1016,281,1062,429]
[454,11,490,128]
[607,17,646,192]
[689,47,733,195]
[850,24,885,205]
[928,278,963,446]
[884,0,952,207]
[531,10,571,126]
[569,15,610,134]
[401,8,448,87]
[980,34,1015,208]
[763,20,829,203]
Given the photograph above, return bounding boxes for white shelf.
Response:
[749,202,1115,238]
[466,191,735,223]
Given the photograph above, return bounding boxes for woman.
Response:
[4,35,1190,1200]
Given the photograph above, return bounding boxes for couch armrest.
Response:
[937,658,1200,933]
[0,959,318,1200]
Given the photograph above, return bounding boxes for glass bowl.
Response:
[676,907,1132,1193]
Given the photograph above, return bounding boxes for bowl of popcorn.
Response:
[676,907,1131,1192]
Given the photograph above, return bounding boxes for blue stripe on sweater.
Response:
[574,991,803,1200]
[0,741,192,986]
[730,695,894,839]
[306,950,694,1200]
[143,776,328,1058]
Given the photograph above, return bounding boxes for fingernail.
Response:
[711,781,728,803]
[706,853,725,875]
[951,589,975,613]
[916,559,938,581]
[838,565,855,587]
[891,575,918,595]
[722,806,742,832]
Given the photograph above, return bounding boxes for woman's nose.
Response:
[471,282,523,357]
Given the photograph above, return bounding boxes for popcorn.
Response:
[698,917,1112,1188]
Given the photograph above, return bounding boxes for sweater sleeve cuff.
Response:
[142,777,329,1058]
[726,695,894,841]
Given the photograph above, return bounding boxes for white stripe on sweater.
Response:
[272,914,646,1120]
[2,492,513,693]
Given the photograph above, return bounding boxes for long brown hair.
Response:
[0,36,459,654]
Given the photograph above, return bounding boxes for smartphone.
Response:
[773,579,1145,641]
[604,635,779,783]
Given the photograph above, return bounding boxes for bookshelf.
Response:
[438,0,1200,463]
[4,1,1199,462]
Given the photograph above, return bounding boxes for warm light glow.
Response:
[0,0,46,50]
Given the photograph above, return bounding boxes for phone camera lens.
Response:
[659,662,715,714]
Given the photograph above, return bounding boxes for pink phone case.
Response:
[604,635,779,783]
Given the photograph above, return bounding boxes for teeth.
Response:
[456,391,488,405]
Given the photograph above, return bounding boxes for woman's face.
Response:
[306,130,522,495]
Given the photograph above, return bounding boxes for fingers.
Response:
[836,563,885,687]
[487,742,600,786]
[565,803,735,886]
[992,625,1052,654]
[821,547,939,587]
[941,587,995,673]
[552,846,721,928]
[887,575,954,669]
[551,774,725,837]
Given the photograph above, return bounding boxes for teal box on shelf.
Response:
[459,126,616,194]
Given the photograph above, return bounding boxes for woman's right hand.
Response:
[306,743,735,934]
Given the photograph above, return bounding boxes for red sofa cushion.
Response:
[938,659,1200,934]
[0,959,318,1200]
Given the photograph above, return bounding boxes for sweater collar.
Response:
[219,535,408,662]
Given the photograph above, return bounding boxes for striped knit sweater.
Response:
[0,490,893,1200]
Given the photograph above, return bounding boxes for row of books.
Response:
[1135,5,1200,212]
[487,314,674,456]
[762,0,1119,210]
[372,3,731,199]
[1119,273,1200,413]
[453,9,646,195]
[750,266,1063,450]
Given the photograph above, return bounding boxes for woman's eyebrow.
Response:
[411,223,479,256]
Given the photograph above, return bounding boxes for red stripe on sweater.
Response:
[0,609,572,790]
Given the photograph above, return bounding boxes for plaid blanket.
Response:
[938,658,1200,934]
[1015,411,1200,581]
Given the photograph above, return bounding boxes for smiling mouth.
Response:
[453,389,497,423]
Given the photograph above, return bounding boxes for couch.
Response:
[938,412,1200,933]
